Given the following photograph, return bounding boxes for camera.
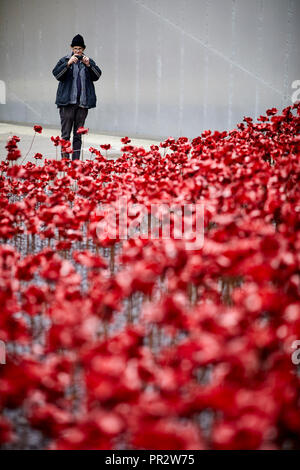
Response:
[75,54,83,61]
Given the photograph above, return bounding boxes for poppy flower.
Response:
[266,108,278,116]
[34,125,43,134]
[121,136,131,144]
[6,149,21,161]
[22,284,48,316]
[0,101,299,450]
[55,240,72,251]
[131,419,204,450]
[77,127,89,135]
[0,416,14,444]
[72,250,107,269]
[28,403,73,438]
[51,136,61,147]
[121,145,134,152]
[6,137,18,151]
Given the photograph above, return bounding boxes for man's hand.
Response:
[82,55,90,67]
[67,55,79,67]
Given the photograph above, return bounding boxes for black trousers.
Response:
[59,104,88,160]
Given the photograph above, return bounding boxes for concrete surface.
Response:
[0,121,161,164]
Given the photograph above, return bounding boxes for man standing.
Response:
[52,34,102,160]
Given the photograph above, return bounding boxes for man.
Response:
[52,34,102,160]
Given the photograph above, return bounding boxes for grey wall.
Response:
[0,0,299,140]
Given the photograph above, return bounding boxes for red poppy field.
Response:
[0,103,300,450]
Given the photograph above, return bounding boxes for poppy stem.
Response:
[81,136,84,161]
[110,244,115,274]
[188,282,197,306]
[148,327,154,350]
[21,132,36,165]
[26,233,30,255]
[127,294,133,324]
[103,320,108,339]
[30,315,35,336]
[158,326,162,349]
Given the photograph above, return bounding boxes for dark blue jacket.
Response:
[52,54,102,109]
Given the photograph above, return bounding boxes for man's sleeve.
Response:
[88,59,102,81]
[52,57,70,81]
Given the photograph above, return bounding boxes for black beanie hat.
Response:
[71,34,86,48]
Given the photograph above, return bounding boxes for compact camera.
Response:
[75,54,84,61]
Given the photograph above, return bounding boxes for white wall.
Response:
[0,0,299,139]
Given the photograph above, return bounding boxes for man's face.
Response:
[72,46,85,56]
